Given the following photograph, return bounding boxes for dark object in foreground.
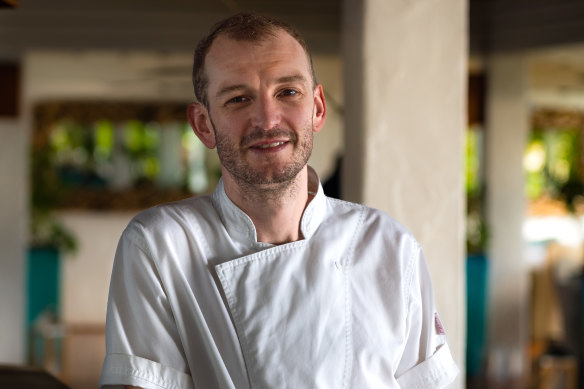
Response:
[0,365,71,389]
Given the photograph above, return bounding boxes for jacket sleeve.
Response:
[395,244,459,389]
[99,222,194,389]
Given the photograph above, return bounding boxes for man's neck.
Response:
[222,168,311,245]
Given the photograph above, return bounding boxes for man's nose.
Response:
[251,96,281,130]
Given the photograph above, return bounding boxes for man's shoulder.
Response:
[324,196,419,245]
[127,194,216,236]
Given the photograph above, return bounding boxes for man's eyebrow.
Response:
[215,84,247,100]
[215,75,309,100]
[276,74,308,84]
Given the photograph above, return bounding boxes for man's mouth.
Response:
[242,129,297,151]
[253,141,287,149]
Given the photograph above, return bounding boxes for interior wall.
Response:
[59,212,135,323]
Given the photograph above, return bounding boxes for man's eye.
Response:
[227,96,249,104]
[279,89,299,97]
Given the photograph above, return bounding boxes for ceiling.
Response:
[0,0,341,57]
[3,0,584,110]
[528,44,584,109]
[3,0,584,56]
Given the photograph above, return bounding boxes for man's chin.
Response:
[240,165,305,186]
[247,172,296,186]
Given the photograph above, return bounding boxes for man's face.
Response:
[201,31,325,187]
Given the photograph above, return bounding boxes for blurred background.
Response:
[0,1,583,388]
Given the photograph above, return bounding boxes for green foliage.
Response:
[465,129,481,197]
[94,120,114,161]
[465,127,488,254]
[524,128,583,212]
[29,209,78,254]
[30,141,78,254]
[123,120,161,180]
[466,204,489,255]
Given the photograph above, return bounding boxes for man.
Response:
[100,13,458,389]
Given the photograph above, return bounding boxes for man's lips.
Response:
[249,140,289,150]
[242,129,297,150]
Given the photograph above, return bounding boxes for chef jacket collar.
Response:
[211,166,326,247]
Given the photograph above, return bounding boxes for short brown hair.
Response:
[192,13,317,108]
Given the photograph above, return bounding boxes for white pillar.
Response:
[0,118,27,364]
[342,1,467,387]
[485,54,529,380]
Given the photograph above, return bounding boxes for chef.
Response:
[100,12,459,389]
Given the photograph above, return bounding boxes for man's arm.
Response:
[394,244,458,388]
[100,224,193,388]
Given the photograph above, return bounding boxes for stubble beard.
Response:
[211,119,313,197]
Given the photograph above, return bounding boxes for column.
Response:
[342,1,467,387]
[485,54,529,380]
[0,60,26,363]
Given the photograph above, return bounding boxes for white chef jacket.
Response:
[100,169,458,389]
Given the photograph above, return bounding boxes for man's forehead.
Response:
[209,30,303,57]
[203,30,312,92]
[206,31,309,71]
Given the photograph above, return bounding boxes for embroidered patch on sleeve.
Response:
[434,312,446,335]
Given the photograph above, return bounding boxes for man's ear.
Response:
[187,103,216,149]
[312,84,327,133]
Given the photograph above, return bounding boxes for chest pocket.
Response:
[215,242,349,389]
